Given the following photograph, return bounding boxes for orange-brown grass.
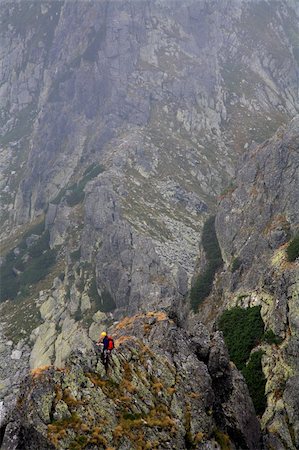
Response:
[121,379,136,394]
[48,414,82,446]
[115,316,137,330]
[114,335,134,347]
[115,311,168,332]
[86,373,106,388]
[145,311,168,321]
[80,423,89,432]
[167,387,176,395]
[146,415,175,428]
[54,385,63,402]
[113,424,124,440]
[143,323,151,334]
[31,365,52,378]
[188,392,202,399]
[264,214,290,235]
[63,388,84,407]
[194,432,205,443]
[145,440,159,449]
[152,382,164,394]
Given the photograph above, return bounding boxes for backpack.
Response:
[107,336,114,350]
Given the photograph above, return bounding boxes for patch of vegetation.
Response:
[218,306,267,415]
[0,223,57,302]
[262,329,283,345]
[231,257,242,273]
[122,412,143,421]
[66,183,85,207]
[20,249,57,286]
[23,220,45,238]
[218,306,264,371]
[213,429,231,450]
[190,216,223,311]
[51,187,68,205]
[51,163,104,207]
[28,230,50,258]
[286,234,299,262]
[70,248,81,261]
[242,350,266,415]
[82,163,104,182]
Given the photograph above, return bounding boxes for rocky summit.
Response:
[0,1,299,449]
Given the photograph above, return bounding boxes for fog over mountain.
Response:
[0,1,298,449]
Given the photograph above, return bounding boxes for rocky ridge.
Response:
[0,312,261,450]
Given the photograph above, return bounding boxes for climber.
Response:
[96,331,114,371]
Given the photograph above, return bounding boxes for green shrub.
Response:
[242,350,266,415]
[83,163,104,180]
[286,234,299,262]
[28,230,50,258]
[20,249,57,285]
[66,185,85,207]
[24,220,45,238]
[51,164,104,207]
[0,264,19,301]
[201,216,222,262]
[0,238,57,302]
[262,329,283,345]
[218,306,264,370]
[213,429,231,450]
[18,219,45,249]
[0,221,47,301]
[51,187,67,205]
[190,216,223,311]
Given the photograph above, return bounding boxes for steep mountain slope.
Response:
[196,116,299,449]
[1,0,298,354]
[0,2,299,448]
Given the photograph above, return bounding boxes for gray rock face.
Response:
[1,313,261,450]
[216,116,299,286]
[204,117,299,449]
[0,3,298,448]
[0,1,298,325]
[1,0,298,317]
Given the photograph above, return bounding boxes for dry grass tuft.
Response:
[114,335,133,347]
[31,365,51,378]
[152,382,164,394]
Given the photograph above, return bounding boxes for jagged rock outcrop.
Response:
[0,312,261,450]
[196,117,299,449]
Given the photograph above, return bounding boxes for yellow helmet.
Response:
[101,331,107,337]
